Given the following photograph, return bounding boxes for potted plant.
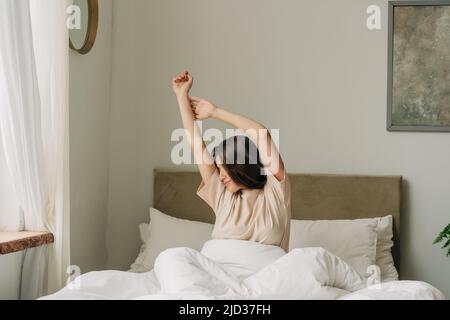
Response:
[433,224,450,257]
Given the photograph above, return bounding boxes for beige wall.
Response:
[69,0,113,272]
[106,0,450,297]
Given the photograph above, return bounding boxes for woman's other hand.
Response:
[190,96,217,120]
[172,70,193,97]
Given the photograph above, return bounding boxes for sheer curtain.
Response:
[0,0,70,297]
[29,0,71,295]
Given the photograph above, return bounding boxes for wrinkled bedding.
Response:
[40,240,445,300]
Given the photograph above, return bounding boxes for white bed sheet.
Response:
[40,240,445,300]
[40,269,444,300]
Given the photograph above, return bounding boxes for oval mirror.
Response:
[69,0,98,55]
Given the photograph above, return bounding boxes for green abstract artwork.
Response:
[389,4,450,131]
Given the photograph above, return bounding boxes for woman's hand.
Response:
[172,70,193,97]
[189,96,218,120]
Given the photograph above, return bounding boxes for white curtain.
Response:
[29,0,71,295]
[0,0,47,232]
[0,0,70,296]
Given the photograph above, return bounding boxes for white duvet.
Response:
[40,240,445,300]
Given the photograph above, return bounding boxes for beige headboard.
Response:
[154,170,402,269]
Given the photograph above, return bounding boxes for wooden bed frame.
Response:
[153,170,402,270]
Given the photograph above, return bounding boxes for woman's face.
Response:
[217,164,242,193]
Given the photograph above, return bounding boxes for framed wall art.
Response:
[387,1,450,132]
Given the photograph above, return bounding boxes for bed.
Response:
[41,170,445,300]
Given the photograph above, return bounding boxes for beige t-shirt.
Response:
[196,169,291,252]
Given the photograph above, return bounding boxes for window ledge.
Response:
[0,232,54,255]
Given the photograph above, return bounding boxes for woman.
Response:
[151,71,363,299]
[171,70,291,252]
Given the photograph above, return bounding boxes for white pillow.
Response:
[129,223,151,272]
[367,215,399,282]
[289,219,378,277]
[138,208,214,270]
[301,216,398,281]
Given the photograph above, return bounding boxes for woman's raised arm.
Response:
[172,71,215,183]
[189,96,285,182]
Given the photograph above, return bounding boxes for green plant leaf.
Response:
[433,224,450,252]
[433,236,442,245]
[433,232,445,244]
[444,224,450,233]
[442,239,450,249]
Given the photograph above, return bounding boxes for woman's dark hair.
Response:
[212,135,267,189]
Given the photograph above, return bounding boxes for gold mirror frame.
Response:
[69,0,99,55]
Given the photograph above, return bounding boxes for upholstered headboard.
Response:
[153,170,402,269]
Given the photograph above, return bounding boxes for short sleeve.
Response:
[196,169,226,212]
[264,171,291,206]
